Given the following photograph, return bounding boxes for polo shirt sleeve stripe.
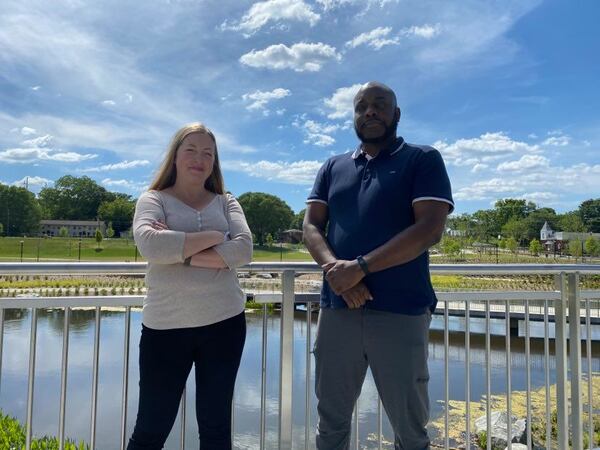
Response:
[306,199,328,205]
[412,196,455,210]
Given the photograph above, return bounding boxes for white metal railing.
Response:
[0,262,599,450]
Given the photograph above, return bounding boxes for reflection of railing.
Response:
[0,262,599,450]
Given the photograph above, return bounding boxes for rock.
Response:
[474,411,527,449]
[256,273,272,279]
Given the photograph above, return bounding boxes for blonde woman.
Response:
[128,123,252,450]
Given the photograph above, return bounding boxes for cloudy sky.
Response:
[1,0,599,214]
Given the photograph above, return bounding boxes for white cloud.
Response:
[434,132,540,166]
[316,0,398,11]
[102,100,116,106]
[542,135,570,146]
[82,160,150,172]
[240,42,341,72]
[242,88,291,111]
[454,178,523,201]
[518,192,559,203]
[496,154,550,172]
[222,0,320,35]
[22,134,53,148]
[323,84,362,119]
[101,178,147,191]
[47,152,98,162]
[345,27,399,50]
[345,24,440,51]
[223,159,323,185]
[125,93,133,103]
[294,119,339,147]
[471,163,488,173]
[30,86,41,91]
[21,127,37,136]
[400,24,441,39]
[0,147,97,164]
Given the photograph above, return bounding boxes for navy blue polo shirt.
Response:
[307,137,454,315]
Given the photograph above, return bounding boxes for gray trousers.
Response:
[314,308,431,450]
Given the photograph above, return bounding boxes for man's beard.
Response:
[355,119,398,144]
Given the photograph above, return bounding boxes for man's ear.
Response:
[395,107,401,123]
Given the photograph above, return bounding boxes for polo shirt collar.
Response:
[351,137,405,160]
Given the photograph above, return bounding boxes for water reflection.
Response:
[0,309,598,449]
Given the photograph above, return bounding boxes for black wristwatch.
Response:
[356,255,370,275]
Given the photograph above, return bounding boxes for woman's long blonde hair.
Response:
[149,122,225,194]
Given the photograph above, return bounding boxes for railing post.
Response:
[554,273,569,450]
[568,273,583,450]
[26,308,38,450]
[279,270,295,449]
[0,308,4,398]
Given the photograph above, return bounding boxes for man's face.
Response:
[353,86,399,144]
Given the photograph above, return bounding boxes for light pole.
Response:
[20,240,24,262]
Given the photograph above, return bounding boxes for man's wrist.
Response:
[356,255,370,276]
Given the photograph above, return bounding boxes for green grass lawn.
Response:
[0,237,313,262]
[0,236,140,261]
[0,236,596,264]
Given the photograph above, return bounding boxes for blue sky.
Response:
[1,0,599,215]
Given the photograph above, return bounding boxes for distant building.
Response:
[40,220,107,237]
[445,227,466,237]
[540,221,600,252]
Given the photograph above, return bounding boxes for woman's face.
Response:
[174,132,216,186]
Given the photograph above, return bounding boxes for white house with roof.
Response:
[540,221,600,252]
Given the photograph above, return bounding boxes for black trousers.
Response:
[127,312,246,450]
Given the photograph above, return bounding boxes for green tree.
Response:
[501,217,528,245]
[506,237,518,254]
[38,175,115,220]
[95,228,103,249]
[585,236,600,256]
[494,198,536,227]
[579,199,600,232]
[290,209,305,230]
[265,233,274,247]
[106,222,115,239]
[441,236,461,257]
[238,192,294,245]
[97,196,135,234]
[59,226,69,238]
[472,209,500,242]
[529,238,542,256]
[0,222,3,236]
[557,211,587,232]
[569,239,583,259]
[0,183,41,236]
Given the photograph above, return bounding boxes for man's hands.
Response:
[322,259,372,309]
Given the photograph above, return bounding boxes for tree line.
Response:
[2,177,598,251]
[0,176,305,245]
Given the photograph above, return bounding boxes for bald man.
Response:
[304,82,454,450]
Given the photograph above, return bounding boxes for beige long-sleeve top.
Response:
[133,190,253,329]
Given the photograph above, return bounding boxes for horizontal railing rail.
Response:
[1,263,599,450]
